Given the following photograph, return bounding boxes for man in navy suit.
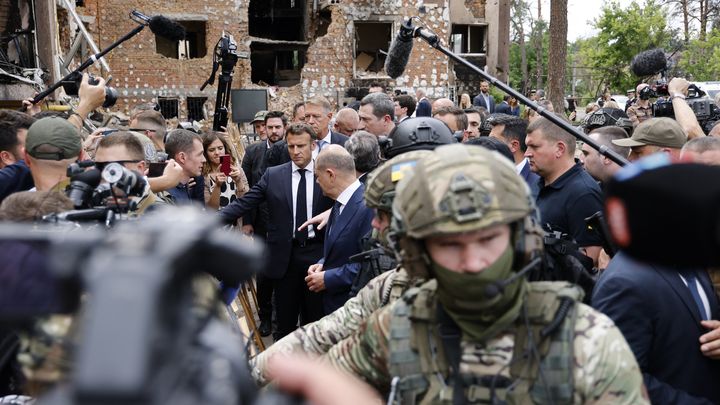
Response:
[494,95,513,114]
[487,114,540,198]
[220,123,334,340]
[472,81,495,113]
[305,145,374,314]
[593,253,720,404]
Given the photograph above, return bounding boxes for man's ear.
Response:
[509,139,521,154]
[0,150,15,166]
[137,161,147,173]
[556,141,567,158]
[176,151,187,164]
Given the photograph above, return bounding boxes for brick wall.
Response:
[71,0,487,119]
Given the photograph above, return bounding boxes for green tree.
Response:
[582,0,675,92]
[677,28,720,79]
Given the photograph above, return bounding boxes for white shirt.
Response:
[516,158,529,175]
[334,179,362,216]
[679,274,711,319]
[291,159,316,238]
[313,132,332,159]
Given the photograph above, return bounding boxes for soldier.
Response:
[250,150,431,385]
[326,144,649,404]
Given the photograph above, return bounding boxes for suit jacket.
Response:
[415,98,432,117]
[472,93,495,113]
[241,141,270,230]
[495,101,512,115]
[319,185,374,313]
[220,162,333,279]
[592,252,720,405]
[519,160,540,200]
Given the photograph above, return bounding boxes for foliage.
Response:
[676,28,720,80]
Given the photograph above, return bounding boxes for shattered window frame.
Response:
[353,20,394,79]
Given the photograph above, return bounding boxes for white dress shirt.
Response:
[334,179,362,216]
[313,132,332,159]
[291,159,316,238]
[515,158,529,175]
[679,273,711,319]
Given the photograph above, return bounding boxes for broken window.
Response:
[248,0,305,41]
[187,97,207,122]
[1,0,37,72]
[250,42,306,87]
[158,97,179,119]
[450,24,486,54]
[354,22,392,77]
[156,20,207,60]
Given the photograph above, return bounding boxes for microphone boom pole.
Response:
[404,19,630,167]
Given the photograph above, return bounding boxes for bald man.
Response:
[432,98,455,114]
[306,144,374,314]
[333,108,360,137]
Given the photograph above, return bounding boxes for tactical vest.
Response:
[388,280,582,404]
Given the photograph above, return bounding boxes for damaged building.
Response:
[1,0,509,120]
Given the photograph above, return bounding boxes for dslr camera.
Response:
[60,71,118,108]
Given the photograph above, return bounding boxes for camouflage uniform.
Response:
[327,279,648,404]
[325,144,648,404]
[250,267,415,385]
[626,104,653,127]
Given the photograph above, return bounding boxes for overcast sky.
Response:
[531,0,641,41]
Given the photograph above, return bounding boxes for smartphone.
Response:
[220,155,231,176]
[148,162,167,178]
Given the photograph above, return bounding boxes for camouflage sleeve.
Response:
[572,303,650,404]
[325,302,393,394]
[250,270,397,385]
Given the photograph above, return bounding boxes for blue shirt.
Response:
[165,176,205,206]
[0,160,34,202]
[536,162,603,247]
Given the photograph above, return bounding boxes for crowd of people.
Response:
[1,72,720,404]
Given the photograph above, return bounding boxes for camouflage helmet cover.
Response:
[392,144,532,239]
[365,150,433,211]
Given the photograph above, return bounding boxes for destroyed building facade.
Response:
[2,0,509,120]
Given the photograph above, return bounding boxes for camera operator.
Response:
[668,77,706,139]
[23,117,85,193]
[612,117,687,161]
[627,83,653,128]
[94,132,161,215]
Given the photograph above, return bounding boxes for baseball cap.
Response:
[26,117,82,160]
[612,117,687,149]
[251,110,268,123]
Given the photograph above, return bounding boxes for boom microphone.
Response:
[131,11,186,41]
[605,155,720,267]
[630,48,667,77]
[384,19,415,79]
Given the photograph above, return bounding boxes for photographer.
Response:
[668,77,706,139]
[627,83,653,127]
[0,110,36,201]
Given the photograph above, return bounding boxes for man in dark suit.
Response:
[487,114,540,198]
[344,131,380,186]
[306,145,374,314]
[495,95,513,114]
[415,88,432,117]
[267,97,349,167]
[472,81,495,113]
[240,111,287,336]
[220,123,333,340]
[593,252,720,404]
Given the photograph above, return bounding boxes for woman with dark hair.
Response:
[201,132,249,210]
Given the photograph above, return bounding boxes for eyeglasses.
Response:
[129,128,157,133]
[95,160,141,171]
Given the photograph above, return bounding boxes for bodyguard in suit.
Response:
[220,123,333,340]
[306,145,374,314]
[495,95,513,115]
[472,80,495,113]
[592,252,720,404]
[487,114,540,198]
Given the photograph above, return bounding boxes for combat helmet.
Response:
[582,107,633,136]
[389,144,544,278]
[365,150,433,211]
[380,117,456,158]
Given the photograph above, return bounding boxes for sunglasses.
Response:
[95,160,141,171]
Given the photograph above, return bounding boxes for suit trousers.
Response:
[252,226,273,324]
[273,240,325,340]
